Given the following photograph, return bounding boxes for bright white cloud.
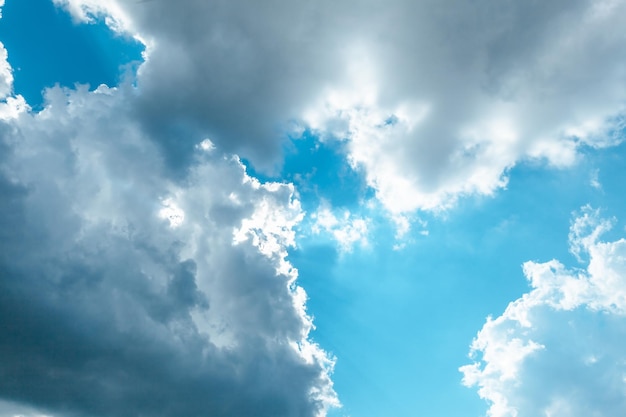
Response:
[0,42,13,99]
[5,0,626,414]
[48,0,626,214]
[0,50,337,417]
[157,198,184,228]
[0,28,28,119]
[305,0,626,214]
[311,204,369,253]
[461,206,626,417]
[52,0,137,39]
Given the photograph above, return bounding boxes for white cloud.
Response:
[0,42,13,99]
[0,56,337,417]
[6,0,626,413]
[304,0,626,213]
[0,37,28,120]
[590,169,601,190]
[311,204,369,253]
[158,197,185,228]
[460,206,626,417]
[52,0,137,39]
[48,0,626,217]
[0,399,54,417]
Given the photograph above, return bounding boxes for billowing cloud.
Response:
[4,0,626,415]
[460,206,626,417]
[0,38,337,417]
[52,0,626,214]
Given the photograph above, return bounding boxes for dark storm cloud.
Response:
[0,79,336,417]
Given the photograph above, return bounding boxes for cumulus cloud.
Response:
[311,204,368,253]
[5,0,626,412]
[305,0,626,213]
[0,39,336,417]
[52,0,626,214]
[460,206,626,417]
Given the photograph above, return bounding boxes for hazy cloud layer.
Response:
[0,42,336,417]
[460,206,626,417]
[54,0,626,213]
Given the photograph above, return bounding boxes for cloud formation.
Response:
[54,0,626,214]
[310,204,369,253]
[460,206,626,417]
[4,0,626,415]
[0,33,336,417]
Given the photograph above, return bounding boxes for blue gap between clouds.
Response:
[291,140,626,417]
[0,0,144,110]
[241,130,372,211]
[6,2,626,416]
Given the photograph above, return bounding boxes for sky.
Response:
[1,1,626,417]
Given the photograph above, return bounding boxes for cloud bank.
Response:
[54,0,626,214]
[0,34,336,417]
[4,0,626,415]
[461,206,626,417]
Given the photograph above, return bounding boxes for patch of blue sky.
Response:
[5,2,626,417]
[242,130,372,212]
[0,0,143,109]
[294,139,626,417]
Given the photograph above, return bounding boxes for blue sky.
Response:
[2,1,626,417]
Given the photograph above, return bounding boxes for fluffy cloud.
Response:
[310,204,368,253]
[460,206,626,417]
[305,0,626,213]
[0,39,336,417]
[53,0,626,214]
[5,0,626,413]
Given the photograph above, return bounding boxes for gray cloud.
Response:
[4,0,626,414]
[0,71,336,417]
[55,0,626,213]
